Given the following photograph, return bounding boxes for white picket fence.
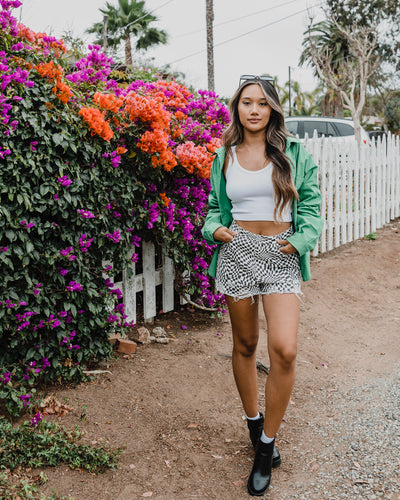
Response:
[305,133,400,255]
[117,133,400,323]
[109,241,175,324]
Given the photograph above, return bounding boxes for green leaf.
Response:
[5,230,16,242]
[39,185,50,196]
[52,133,64,146]
[26,241,34,253]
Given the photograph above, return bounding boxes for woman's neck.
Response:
[240,130,266,150]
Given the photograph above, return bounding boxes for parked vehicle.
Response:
[285,116,370,144]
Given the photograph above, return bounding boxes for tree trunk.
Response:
[125,32,133,66]
[206,0,215,92]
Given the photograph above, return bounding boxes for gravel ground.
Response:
[270,368,400,499]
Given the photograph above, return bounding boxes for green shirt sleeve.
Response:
[201,156,224,246]
[288,143,324,256]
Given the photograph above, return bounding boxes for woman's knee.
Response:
[270,344,297,369]
[233,334,258,357]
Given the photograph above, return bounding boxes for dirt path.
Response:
[39,220,400,500]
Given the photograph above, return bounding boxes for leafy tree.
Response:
[87,0,167,65]
[278,80,323,116]
[301,18,380,144]
[327,0,400,69]
[300,18,350,117]
[384,91,400,133]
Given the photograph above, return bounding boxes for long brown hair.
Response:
[222,78,298,221]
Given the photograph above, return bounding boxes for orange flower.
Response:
[206,137,222,153]
[35,61,63,80]
[176,141,214,178]
[93,92,124,114]
[78,107,114,142]
[159,192,170,207]
[116,147,127,155]
[35,61,73,104]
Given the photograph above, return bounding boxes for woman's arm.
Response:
[288,145,324,256]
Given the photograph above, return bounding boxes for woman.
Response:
[201,75,323,496]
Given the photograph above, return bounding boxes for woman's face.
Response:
[237,83,272,134]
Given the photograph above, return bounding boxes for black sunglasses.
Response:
[239,74,275,87]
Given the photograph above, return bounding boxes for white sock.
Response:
[260,430,274,444]
[246,412,261,421]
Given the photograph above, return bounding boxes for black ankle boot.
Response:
[247,413,264,449]
[247,414,281,468]
[247,439,275,496]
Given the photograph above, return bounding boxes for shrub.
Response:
[0,1,229,416]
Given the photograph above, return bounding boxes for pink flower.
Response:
[105,230,121,243]
[66,281,83,292]
[57,175,72,186]
[78,209,96,219]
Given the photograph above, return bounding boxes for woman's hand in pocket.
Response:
[213,226,237,243]
[276,239,297,254]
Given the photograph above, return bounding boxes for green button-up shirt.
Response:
[201,136,324,281]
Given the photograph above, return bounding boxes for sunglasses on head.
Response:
[239,74,275,87]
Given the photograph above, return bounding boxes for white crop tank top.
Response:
[225,146,292,222]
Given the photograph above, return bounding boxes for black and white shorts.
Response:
[215,221,302,300]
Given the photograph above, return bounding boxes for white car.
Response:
[285,116,370,144]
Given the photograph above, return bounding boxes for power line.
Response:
[174,0,299,39]
[166,2,325,66]
[113,0,174,33]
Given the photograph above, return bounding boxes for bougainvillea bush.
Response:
[0,0,229,417]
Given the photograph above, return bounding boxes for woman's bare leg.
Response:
[225,295,260,418]
[261,293,300,437]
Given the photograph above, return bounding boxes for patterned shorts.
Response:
[215,221,302,300]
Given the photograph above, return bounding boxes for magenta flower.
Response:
[42,357,50,368]
[79,233,93,252]
[57,175,72,186]
[131,235,141,247]
[30,141,38,151]
[30,413,42,426]
[78,209,96,218]
[105,230,121,243]
[59,269,69,276]
[66,281,83,292]
[0,372,11,384]
[60,246,73,256]
[20,394,31,406]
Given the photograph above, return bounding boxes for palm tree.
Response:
[299,19,349,116]
[278,80,323,116]
[87,0,167,65]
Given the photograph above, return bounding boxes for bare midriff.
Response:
[235,220,292,236]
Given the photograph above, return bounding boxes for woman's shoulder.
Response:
[285,135,301,147]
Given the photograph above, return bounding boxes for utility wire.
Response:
[167,2,325,66]
[111,0,174,34]
[174,0,299,39]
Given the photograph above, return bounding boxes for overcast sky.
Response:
[17,0,324,98]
